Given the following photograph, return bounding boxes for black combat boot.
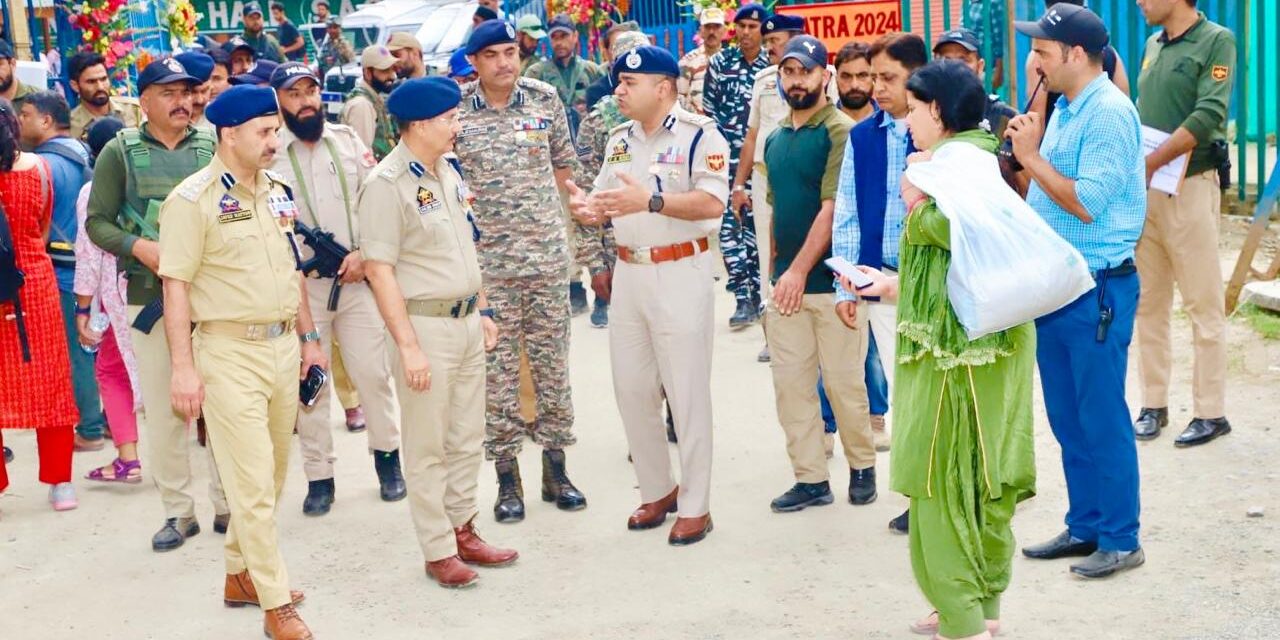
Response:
[494,458,525,523]
[302,478,335,516]
[541,449,587,511]
[373,450,407,502]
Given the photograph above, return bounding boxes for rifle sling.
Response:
[287,137,355,247]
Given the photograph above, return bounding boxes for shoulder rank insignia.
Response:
[378,159,406,181]
[175,169,213,202]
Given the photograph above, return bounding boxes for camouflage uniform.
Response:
[703,46,768,309]
[453,77,579,460]
[524,56,604,140]
[572,96,626,275]
[677,45,713,114]
[519,53,545,77]
[318,35,356,79]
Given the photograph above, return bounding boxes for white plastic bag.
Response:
[904,141,1095,340]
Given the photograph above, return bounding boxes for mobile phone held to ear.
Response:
[824,256,875,291]
[300,365,329,407]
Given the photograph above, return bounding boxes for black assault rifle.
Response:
[293,219,350,311]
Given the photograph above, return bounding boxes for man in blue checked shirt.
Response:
[1007,5,1148,581]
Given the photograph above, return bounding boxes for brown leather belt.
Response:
[406,294,479,318]
[617,237,710,265]
[198,319,296,340]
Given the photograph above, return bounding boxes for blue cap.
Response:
[780,35,827,69]
[224,36,256,55]
[547,14,575,35]
[270,62,319,90]
[174,51,214,83]
[474,5,498,21]
[205,85,280,127]
[933,28,982,53]
[735,3,768,23]
[466,19,518,55]
[386,77,461,121]
[138,57,199,93]
[761,14,805,35]
[230,59,278,86]
[1015,4,1108,53]
[448,48,475,79]
[609,45,679,86]
[242,1,263,16]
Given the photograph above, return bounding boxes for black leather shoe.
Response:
[541,449,587,511]
[213,512,230,534]
[152,517,200,552]
[3,445,12,463]
[569,281,588,316]
[1133,407,1168,440]
[1174,417,1231,448]
[302,478,335,516]
[494,458,525,523]
[1070,548,1145,578]
[888,509,909,534]
[770,482,834,512]
[1022,530,1097,560]
[849,467,877,505]
[374,449,407,502]
[728,299,759,329]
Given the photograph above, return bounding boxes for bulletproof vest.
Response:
[116,127,215,278]
[346,85,398,161]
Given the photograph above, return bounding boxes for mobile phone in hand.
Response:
[299,365,329,407]
[824,257,875,290]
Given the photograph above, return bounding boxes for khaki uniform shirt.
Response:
[70,97,143,142]
[358,143,483,301]
[747,65,839,166]
[157,154,301,323]
[269,122,374,251]
[592,104,731,248]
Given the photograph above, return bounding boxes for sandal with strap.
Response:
[85,458,143,484]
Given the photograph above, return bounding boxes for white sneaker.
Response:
[49,482,78,511]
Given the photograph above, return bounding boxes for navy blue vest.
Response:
[848,110,915,269]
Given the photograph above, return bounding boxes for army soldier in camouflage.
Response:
[677,7,726,114]
[525,14,605,139]
[318,17,356,79]
[932,29,1018,141]
[454,20,587,523]
[239,2,286,64]
[703,3,769,329]
[343,45,400,161]
[516,15,548,76]
[66,51,144,142]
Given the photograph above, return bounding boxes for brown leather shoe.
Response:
[668,514,713,546]
[425,556,478,589]
[627,487,678,530]
[263,604,313,640]
[223,571,305,608]
[455,517,519,567]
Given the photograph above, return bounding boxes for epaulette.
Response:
[516,76,558,98]
[175,168,214,202]
[113,95,142,109]
[753,65,778,82]
[377,158,407,182]
[264,169,288,185]
[675,109,716,130]
[607,121,633,139]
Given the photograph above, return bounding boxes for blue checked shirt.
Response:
[1027,73,1147,271]
[832,115,911,302]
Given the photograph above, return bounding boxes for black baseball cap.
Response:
[779,36,827,70]
[1015,4,1109,53]
[138,57,199,93]
[243,2,264,16]
[270,62,318,90]
[933,28,981,53]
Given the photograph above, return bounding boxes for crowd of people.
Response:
[0,0,1241,638]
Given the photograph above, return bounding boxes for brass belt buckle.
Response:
[245,324,263,340]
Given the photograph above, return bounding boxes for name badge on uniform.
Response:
[606,139,631,165]
[217,194,251,223]
[459,124,489,138]
[417,187,442,215]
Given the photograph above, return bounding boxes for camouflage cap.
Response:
[610,31,650,59]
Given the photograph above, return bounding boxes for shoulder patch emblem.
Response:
[1211,65,1228,81]
[606,138,631,165]
[706,153,725,172]
[219,193,241,213]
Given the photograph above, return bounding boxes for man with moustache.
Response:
[703,3,769,329]
[225,37,259,76]
[267,62,405,515]
[317,17,356,80]
[525,13,604,139]
[239,2,286,64]
[342,45,400,161]
[86,58,226,551]
[175,52,217,132]
[932,29,1018,142]
[159,83,321,639]
[516,15,547,76]
[677,7,725,114]
[387,32,426,80]
[834,42,875,123]
[67,51,143,142]
[0,39,37,107]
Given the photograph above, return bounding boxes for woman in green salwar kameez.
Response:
[849,61,1037,640]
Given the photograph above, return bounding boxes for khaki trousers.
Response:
[389,314,485,562]
[296,279,400,480]
[128,305,227,519]
[194,329,297,611]
[331,345,360,410]
[611,252,716,518]
[1136,172,1228,418]
[765,294,874,480]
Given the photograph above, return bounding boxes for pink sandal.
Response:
[85,458,143,484]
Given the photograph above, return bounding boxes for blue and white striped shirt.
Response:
[831,116,911,302]
[1027,73,1147,272]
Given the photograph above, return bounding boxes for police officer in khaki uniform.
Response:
[361,77,519,589]
[267,62,406,515]
[567,46,730,546]
[67,50,144,141]
[159,85,321,640]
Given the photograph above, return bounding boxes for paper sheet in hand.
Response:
[1142,125,1190,196]
[824,256,875,290]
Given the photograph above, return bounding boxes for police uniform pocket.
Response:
[217,218,262,262]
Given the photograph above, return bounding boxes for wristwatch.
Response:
[299,329,321,344]
[648,192,665,213]
[732,185,747,193]
[479,308,495,319]
[74,305,92,316]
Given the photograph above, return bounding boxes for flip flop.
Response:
[85,458,143,484]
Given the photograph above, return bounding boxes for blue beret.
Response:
[386,77,461,122]
[175,51,214,83]
[735,3,768,23]
[205,85,280,127]
[448,48,475,79]
[609,45,679,86]
[466,19,517,55]
[761,14,805,35]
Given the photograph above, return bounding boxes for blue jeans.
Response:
[1035,271,1141,552]
[865,332,889,416]
[818,372,836,433]
[59,289,105,440]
